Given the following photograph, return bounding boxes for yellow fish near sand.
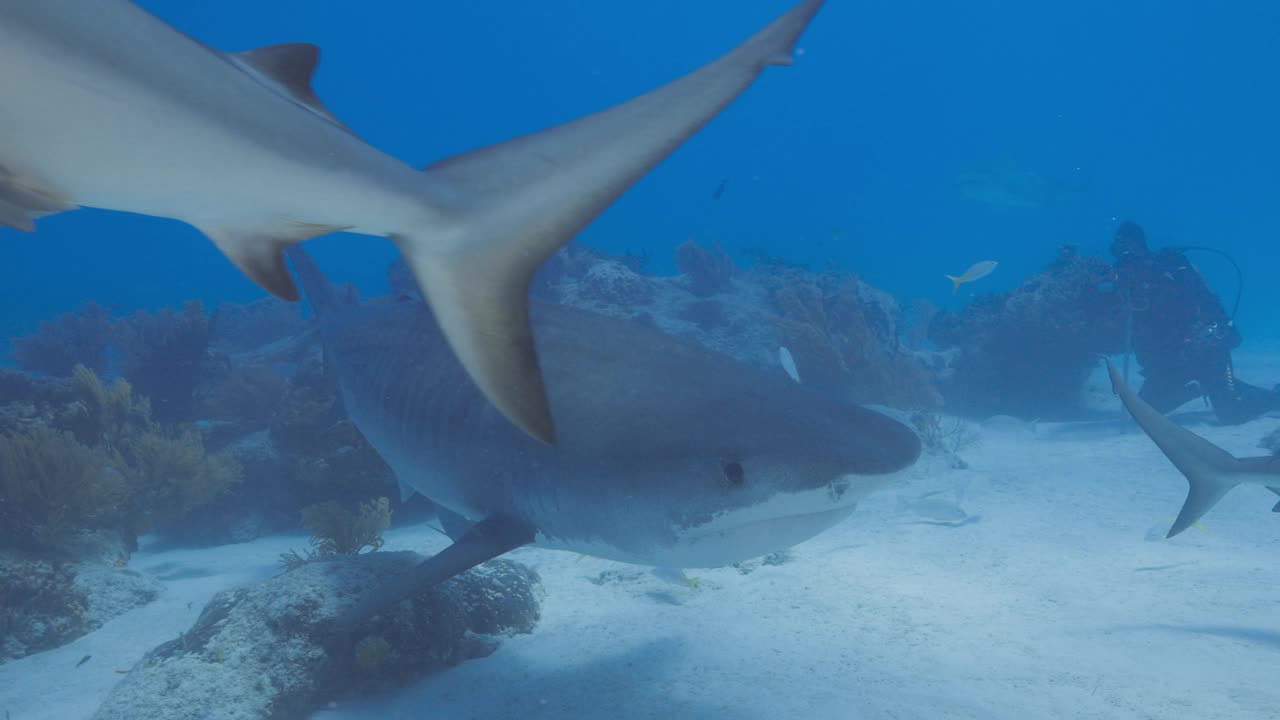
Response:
[945,260,998,294]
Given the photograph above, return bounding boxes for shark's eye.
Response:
[722,461,746,487]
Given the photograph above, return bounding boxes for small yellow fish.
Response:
[652,567,700,591]
[945,260,998,294]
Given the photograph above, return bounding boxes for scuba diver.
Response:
[1111,220,1280,424]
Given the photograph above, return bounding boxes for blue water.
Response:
[4,1,1279,343]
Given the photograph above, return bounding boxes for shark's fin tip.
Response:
[394,238,557,445]
[231,43,356,134]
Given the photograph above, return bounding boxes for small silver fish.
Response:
[945,261,998,294]
[896,490,969,523]
[779,346,801,384]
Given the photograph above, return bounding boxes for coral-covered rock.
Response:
[0,552,87,663]
[562,259,655,308]
[674,239,735,297]
[929,251,1125,416]
[92,555,542,720]
[765,268,942,410]
[0,530,161,665]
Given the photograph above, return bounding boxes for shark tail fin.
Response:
[945,274,962,294]
[394,0,825,445]
[1105,359,1244,537]
[1269,486,1280,512]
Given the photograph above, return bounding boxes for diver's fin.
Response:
[1106,359,1243,537]
[397,0,824,445]
[331,513,534,637]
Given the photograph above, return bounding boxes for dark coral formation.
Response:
[11,301,113,377]
[112,300,211,422]
[764,268,942,409]
[929,249,1125,417]
[674,239,735,297]
[0,553,87,662]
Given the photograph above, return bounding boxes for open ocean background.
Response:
[3,0,1278,346]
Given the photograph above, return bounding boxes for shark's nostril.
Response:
[829,478,851,500]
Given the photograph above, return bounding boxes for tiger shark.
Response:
[0,0,825,445]
[1106,359,1280,538]
[284,248,922,633]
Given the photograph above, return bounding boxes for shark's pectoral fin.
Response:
[203,223,343,301]
[228,43,357,135]
[434,505,478,541]
[332,513,534,638]
[401,0,824,444]
[0,167,75,232]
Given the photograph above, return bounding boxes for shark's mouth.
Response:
[673,502,859,568]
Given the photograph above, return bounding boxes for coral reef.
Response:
[208,296,308,356]
[280,497,392,570]
[111,300,211,422]
[123,428,242,536]
[929,251,1125,417]
[1,366,243,549]
[674,239,735,297]
[765,268,943,409]
[10,301,113,377]
[0,552,87,663]
[0,428,129,548]
[0,529,162,665]
[91,555,542,720]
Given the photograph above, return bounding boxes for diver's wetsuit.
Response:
[1116,246,1279,424]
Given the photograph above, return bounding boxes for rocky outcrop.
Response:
[92,555,542,720]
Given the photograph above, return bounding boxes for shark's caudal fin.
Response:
[945,274,962,294]
[395,0,825,445]
[1270,486,1280,512]
[1105,359,1245,537]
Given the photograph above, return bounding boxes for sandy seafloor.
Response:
[2,352,1278,720]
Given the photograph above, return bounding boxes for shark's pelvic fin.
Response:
[204,222,344,301]
[1106,359,1245,537]
[396,0,825,444]
[0,167,74,232]
[331,513,535,638]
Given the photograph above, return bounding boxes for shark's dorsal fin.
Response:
[231,43,354,134]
